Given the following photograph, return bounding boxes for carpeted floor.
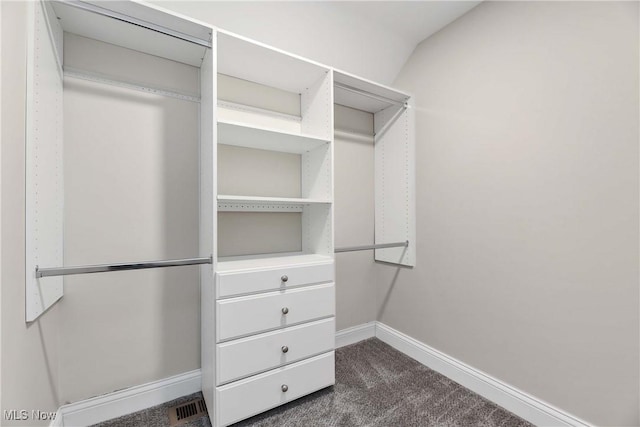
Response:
[92,338,532,427]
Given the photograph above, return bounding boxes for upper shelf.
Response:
[218,31,330,94]
[218,119,329,154]
[51,1,211,67]
[333,70,411,113]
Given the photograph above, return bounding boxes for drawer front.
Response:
[216,283,335,342]
[216,351,335,427]
[216,318,335,385]
[216,262,334,298]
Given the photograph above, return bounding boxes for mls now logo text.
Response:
[4,409,57,421]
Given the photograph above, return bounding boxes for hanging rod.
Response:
[335,241,409,253]
[36,256,213,278]
[334,82,407,107]
[61,0,212,48]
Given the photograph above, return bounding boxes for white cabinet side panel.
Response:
[374,101,416,267]
[25,1,64,321]
[200,43,217,415]
[301,72,332,140]
[302,204,332,256]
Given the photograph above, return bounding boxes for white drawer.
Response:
[216,318,335,385]
[215,351,335,427]
[216,282,334,342]
[216,261,333,298]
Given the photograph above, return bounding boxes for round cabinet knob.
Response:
[281,275,289,283]
[281,346,289,353]
[281,384,288,392]
[282,307,289,315]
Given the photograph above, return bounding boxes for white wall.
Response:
[381,2,639,425]
[1,2,61,425]
[147,1,414,85]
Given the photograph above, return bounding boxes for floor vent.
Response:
[168,398,208,426]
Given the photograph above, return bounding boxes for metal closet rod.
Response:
[334,82,407,107]
[335,241,409,253]
[36,256,213,278]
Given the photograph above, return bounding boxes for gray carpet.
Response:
[92,338,532,427]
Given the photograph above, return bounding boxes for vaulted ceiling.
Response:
[150,1,481,85]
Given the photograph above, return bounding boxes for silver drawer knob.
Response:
[282,307,289,315]
[281,384,288,392]
[281,346,289,353]
[281,275,288,282]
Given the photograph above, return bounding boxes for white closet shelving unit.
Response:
[24,0,214,321]
[214,30,334,267]
[334,70,416,267]
[26,1,414,426]
[204,30,337,427]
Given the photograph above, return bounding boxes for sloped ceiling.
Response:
[150,1,481,85]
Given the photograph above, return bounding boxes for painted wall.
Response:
[59,34,201,403]
[147,1,414,85]
[334,105,377,330]
[380,2,639,425]
[1,2,61,426]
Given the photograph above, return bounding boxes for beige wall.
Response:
[334,105,377,330]
[1,2,61,425]
[5,3,636,425]
[59,37,201,403]
[381,2,639,425]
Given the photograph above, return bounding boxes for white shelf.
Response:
[217,195,331,212]
[334,69,410,114]
[218,119,329,154]
[218,31,329,93]
[217,252,334,273]
[51,2,209,67]
[218,195,331,204]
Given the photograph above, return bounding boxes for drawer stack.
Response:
[213,255,336,426]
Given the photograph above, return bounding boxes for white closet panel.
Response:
[374,101,416,267]
[25,1,64,321]
[200,44,216,411]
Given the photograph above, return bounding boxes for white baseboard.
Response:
[55,325,377,426]
[55,370,201,427]
[51,323,591,427]
[335,322,376,348]
[375,322,592,427]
